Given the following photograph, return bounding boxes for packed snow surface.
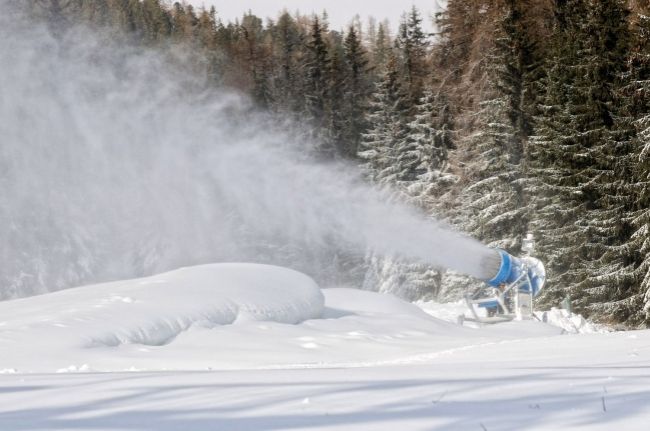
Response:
[1,264,649,430]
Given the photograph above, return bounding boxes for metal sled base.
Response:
[463,270,536,325]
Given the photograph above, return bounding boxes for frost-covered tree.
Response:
[339,26,370,158]
[631,14,650,325]
[359,61,447,301]
[323,32,346,156]
[358,55,409,185]
[529,0,633,318]
[370,21,391,74]
[395,6,429,106]
[303,16,331,153]
[455,0,532,252]
[401,90,455,203]
[609,11,650,326]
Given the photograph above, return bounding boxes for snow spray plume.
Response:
[0,10,495,299]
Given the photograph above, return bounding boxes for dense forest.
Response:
[18,0,650,328]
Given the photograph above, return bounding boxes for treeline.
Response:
[24,0,650,327]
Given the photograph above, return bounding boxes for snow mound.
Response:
[536,307,610,334]
[0,268,484,373]
[0,263,324,349]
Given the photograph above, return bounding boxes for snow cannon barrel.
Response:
[480,249,546,296]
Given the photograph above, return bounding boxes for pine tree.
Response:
[304,16,331,155]
[324,32,347,156]
[370,21,391,75]
[339,26,370,158]
[358,55,409,185]
[392,90,452,197]
[529,0,633,318]
[448,0,532,254]
[632,13,650,325]
[612,10,650,325]
[358,58,443,301]
[238,12,271,106]
[268,12,304,115]
[171,2,197,42]
[395,7,429,106]
[407,90,456,206]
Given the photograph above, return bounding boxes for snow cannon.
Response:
[483,249,546,297]
[464,244,546,324]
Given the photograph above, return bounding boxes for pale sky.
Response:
[187,1,446,33]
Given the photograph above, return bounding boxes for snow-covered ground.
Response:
[1,264,649,430]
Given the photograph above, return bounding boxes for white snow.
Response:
[1,264,649,430]
[417,299,610,334]
[0,263,324,372]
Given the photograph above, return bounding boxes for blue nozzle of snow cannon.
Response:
[486,249,546,297]
[487,249,514,287]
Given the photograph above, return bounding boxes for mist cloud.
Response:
[0,9,492,299]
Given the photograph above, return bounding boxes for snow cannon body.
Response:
[464,248,546,324]
[485,249,545,297]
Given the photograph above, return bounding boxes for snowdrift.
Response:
[0,264,325,370]
[0,263,498,373]
[0,263,325,345]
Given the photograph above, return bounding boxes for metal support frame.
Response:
[463,261,535,324]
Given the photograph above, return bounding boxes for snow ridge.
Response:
[0,263,324,352]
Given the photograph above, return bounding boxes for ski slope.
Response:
[1,264,649,430]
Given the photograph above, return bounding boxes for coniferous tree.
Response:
[610,9,650,325]
[407,90,456,205]
[395,7,429,107]
[324,32,347,155]
[459,0,532,252]
[631,14,650,324]
[339,26,370,158]
[530,0,632,318]
[566,0,634,323]
[304,16,331,154]
[370,21,391,74]
[527,1,583,306]
[358,55,409,185]
[268,12,304,114]
[171,2,197,42]
[237,12,271,105]
[359,58,443,301]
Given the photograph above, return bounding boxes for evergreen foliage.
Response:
[358,56,410,186]
[528,0,635,323]
[395,7,429,106]
[457,0,531,253]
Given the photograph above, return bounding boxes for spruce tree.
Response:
[358,55,409,185]
[395,7,429,106]
[452,0,531,254]
[324,32,347,156]
[613,10,650,325]
[529,0,633,318]
[268,12,304,115]
[358,58,443,301]
[340,26,370,158]
[304,16,331,155]
[371,21,391,73]
[632,13,650,325]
